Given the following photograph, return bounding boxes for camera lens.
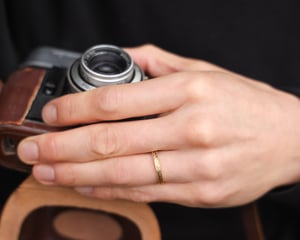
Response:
[88,51,127,75]
[68,45,144,92]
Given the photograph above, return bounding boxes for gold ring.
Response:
[151,151,164,184]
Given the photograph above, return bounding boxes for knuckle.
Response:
[183,74,210,100]
[89,125,120,157]
[41,134,62,161]
[204,162,223,181]
[54,164,77,186]
[185,116,216,147]
[139,43,157,53]
[192,184,228,207]
[183,71,222,100]
[201,192,225,207]
[94,86,123,116]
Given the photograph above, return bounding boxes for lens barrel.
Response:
[68,45,144,92]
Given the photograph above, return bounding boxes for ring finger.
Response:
[32,149,205,187]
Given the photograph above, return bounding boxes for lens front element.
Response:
[88,51,128,75]
[68,45,144,92]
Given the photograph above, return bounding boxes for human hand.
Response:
[17,45,300,207]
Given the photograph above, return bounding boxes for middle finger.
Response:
[18,116,185,164]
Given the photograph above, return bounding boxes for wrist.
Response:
[274,88,300,187]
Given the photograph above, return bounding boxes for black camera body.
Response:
[0,45,144,172]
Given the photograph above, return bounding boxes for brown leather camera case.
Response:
[0,68,60,171]
[0,68,161,240]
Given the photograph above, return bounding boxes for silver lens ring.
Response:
[68,59,144,92]
[68,59,95,92]
[81,45,134,86]
[67,44,144,92]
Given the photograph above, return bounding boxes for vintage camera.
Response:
[0,45,145,172]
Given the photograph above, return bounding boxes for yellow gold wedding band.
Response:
[151,151,164,184]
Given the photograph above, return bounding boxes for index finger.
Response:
[125,44,252,82]
[124,44,223,77]
[42,73,187,126]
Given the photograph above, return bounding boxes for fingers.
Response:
[41,45,252,127]
[31,150,196,187]
[74,183,232,208]
[125,44,253,81]
[31,149,218,188]
[42,73,187,126]
[125,44,232,77]
[18,115,189,164]
[76,184,197,206]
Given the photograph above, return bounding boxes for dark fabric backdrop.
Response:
[1,1,300,239]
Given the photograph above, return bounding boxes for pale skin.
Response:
[17,44,300,208]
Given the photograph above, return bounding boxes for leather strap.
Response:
[242,202,265,240]
[0,68,45,125]
[0,176,161,240]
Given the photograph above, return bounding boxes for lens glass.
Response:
[69,45,141,92]
[88,51,128,75]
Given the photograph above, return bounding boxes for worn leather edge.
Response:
[0,176,161,240]
[0,68,45,125]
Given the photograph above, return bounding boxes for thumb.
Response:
[124,44,190,77]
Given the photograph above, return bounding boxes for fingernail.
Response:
[18,140,39,163]
[43,104,57,123]
[75,187,94,195]
[34,165,55,183]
